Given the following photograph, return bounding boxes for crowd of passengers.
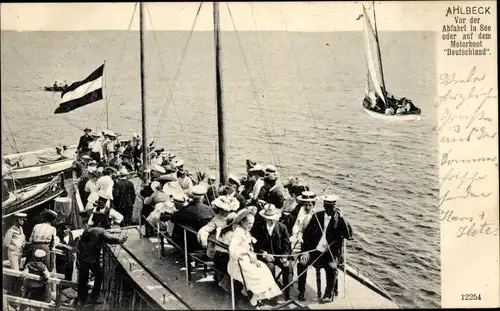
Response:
[68,127,355,308]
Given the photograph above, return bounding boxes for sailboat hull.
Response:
[362,106,422,121]
[3,145,77,182]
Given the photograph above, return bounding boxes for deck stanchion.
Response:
[184,229,190,283]
[343,239,347,298]
[230,263,235,310]
[157,222,161,257]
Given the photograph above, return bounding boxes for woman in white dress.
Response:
[227,206,282,306]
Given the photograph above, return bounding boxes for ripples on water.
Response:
[1,31,439,308]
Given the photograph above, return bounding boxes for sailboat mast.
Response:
[371,1,387,93]
[139,2,148,183]
[213,2,227,184]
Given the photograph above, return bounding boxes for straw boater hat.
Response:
[211,196,237,212]
[322,194,340,205]
[172,192,187,206]
[106,131,117,138]
[34,249,47,259]
[226,206,258,227]
[259,203,282,221]
[208,175,216,182]
[264,165,278,180]
[191,185,207,198]
[92,132,100,138]
[248,164,265,175]
[297,191,317,203]
[227,174,241,187]
[173,159,184,168]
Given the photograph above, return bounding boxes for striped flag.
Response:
[54,64,104,114]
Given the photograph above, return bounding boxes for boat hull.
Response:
[3,145,77,182]
[363,107,422,121]
[44,86,66,92]
[2,173,66,219]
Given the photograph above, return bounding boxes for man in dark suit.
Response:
[112,172,136,226]
[251,203,292,301]
[170,185,214,252]
[77,128,94,154]
[256,165,285,210]
[297,195,353,303]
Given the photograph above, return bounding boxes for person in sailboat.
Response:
[177,165,194,194]
[54,222,76,281]
[76,211,127,307]
[297,194,353,303]
[226,206,282,307]
[2,166,10,201]
[90,132,104,163]
[251,203,292,301]
[77,128,94,154]
[243,164,265,201]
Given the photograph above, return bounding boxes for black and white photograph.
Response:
[1,1,497,310]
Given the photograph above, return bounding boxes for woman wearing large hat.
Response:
[226,206,282,307]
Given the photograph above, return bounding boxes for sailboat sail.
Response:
[361,5,386,103]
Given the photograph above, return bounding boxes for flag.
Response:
[54,64,104,114]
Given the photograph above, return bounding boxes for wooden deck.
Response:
[106,227,399,310]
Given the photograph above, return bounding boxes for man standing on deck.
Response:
[27,210,58,271]
[76,212,127,307]
[77,128,94,154]
[3,213,27,295]
[112,171,136,226]
[297,195,353,303]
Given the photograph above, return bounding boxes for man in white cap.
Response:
[251,203,292,301]
[297,194,353,302]
[170,185,214,252]
[90,132,104,163]
[241,164,264,200]
[76,211,127,306]
[28,209,58,271]
[3,213,27,272]
[3,213,27,295]
[21,249,51,306]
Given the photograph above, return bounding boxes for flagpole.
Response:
[104,60,109,130]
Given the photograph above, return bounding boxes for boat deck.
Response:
[108,227,399,310]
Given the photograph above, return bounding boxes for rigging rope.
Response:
[95,2,139,131]
[226,3,283,170]
[151,2,204,141]
[1,108,20,153]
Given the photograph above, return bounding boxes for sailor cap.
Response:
[173,193,187,205]
[227,174,241,186]
[34,249,47,258]
[191,185,207,197]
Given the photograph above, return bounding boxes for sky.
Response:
[1,1,441,32]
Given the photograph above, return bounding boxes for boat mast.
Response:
[213,2,227,184]
[371,1,387,95]
[139,2,149,184]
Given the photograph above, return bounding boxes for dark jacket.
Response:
[77,135,93,152]
[251,221,291,259]
[204,185,219,205]
[257,183,285,210]
[112,178,137,217]
[171,201,214,252]
[77,227,123,265]
[302,211,353,258]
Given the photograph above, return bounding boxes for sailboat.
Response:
[67,2,402,310]
[360,3,422,121]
